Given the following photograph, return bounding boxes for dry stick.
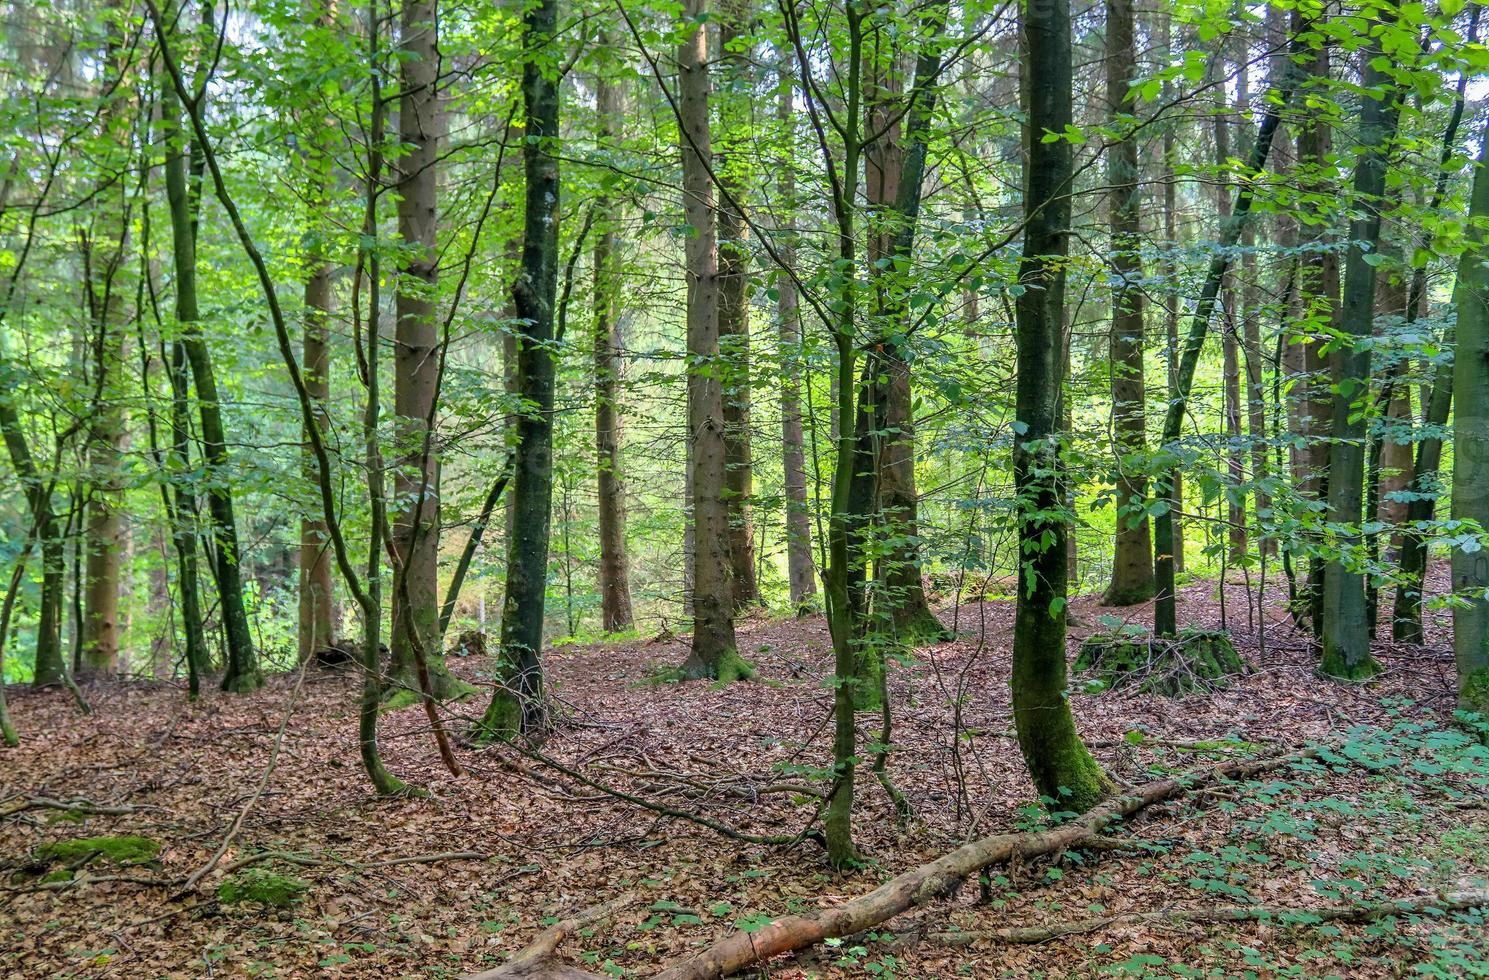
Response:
[462,891,637,980]
[649,747,1317,980]
[928,892,1489,946]
[0,795,147,818]
[175,658,311,896]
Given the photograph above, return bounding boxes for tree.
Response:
[1451,123,1489,717]
[478,0,564,736]
[160,65,211,694]
[1010,0,1110,813]
[1320,6,1400,681]
[773,53,816,613]
[675,0,746,681]
[389,0,462,700]
[592,53,635,635]
[716,0,760,610]
[1099,0,1154,607]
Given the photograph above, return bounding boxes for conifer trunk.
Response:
[1100,0,1153,607]
[592,60,635,634]
[676,0,744,681]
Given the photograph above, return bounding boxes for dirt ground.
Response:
[2,580,1486,978]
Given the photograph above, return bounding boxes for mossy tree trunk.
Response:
[1011,0,1110,813]
[1451,123,1489,717]
[479,0,563,735]
[1320,9,1399,681]
[161,75,210,694]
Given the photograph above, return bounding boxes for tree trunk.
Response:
[1153,33,1296,638]
[1099,0,1153,607]
[1390,5,1478,643]
[592,59,635,634]
[1012,0,1110,812]
[0,395,65,686]
[160,76,210,694]
[300,220,336,662]
[675,0,744,681]
[1158,8,1183,576]
[479,0,563,736]
[390,0,460,699]
[1215,86,1247,567]
[1451,125,1489,715]
[1320,9,1399,680]
[861,23,947,642]
[774,56,817,613]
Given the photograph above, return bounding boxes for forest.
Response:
[3,0,1489,975]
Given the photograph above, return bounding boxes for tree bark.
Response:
[390,0,460,698]
[1320,8,1399,680]
[479,0,563,736]
[676,0,744,681]
[161,73,210,694]
[592,58,635,634]
[1012,0,1110,811]
[1451,124,1489,715]
[716,0,760,610]
[774,55,817,613]
[1099,0,1153,607]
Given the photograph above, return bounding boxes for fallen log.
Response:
[650,747,1315,980]
[928,891,1489,946]
[462,891,636,980]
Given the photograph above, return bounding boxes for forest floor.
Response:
[3,578,1488,979]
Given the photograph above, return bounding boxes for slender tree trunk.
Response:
[1451,125,1489,715]
[479,0,563,736]
[160,76,210,694]
[300,222,336,661]
[1012,0,1110,812]
[1320,9,1399,680]
[81,305,126,680]
[1214,86,1247,567]
[389,0,459,698]
[0,396,65,686]
[1391,6,1479,643]
[1100,0,1153,607]
[1158,8,1183,576]
[775,56,816,613]
[593,58,635,634]
[1153,35,1297,638]
[676,0,745,681]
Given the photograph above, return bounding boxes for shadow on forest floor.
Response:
[2,577,1486,978]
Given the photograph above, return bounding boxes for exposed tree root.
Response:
[461,892,636,979]
[928,892,1489,946]
[645,746,1316,980]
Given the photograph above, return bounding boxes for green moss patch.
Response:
[218,868,310,907]
[37,835,161,866]
[1076,627,1247,697]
